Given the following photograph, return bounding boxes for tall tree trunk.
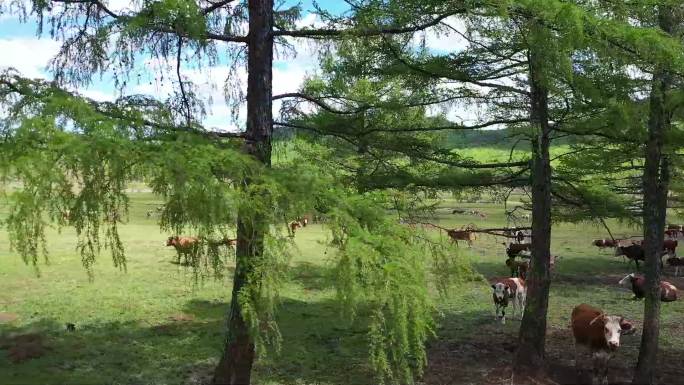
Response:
[213,1,273,384]
[632,7,674,384]
[514,36,552,376]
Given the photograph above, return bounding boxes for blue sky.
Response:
[0,1,467,129]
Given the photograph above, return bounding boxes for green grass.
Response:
[1,193,683,384]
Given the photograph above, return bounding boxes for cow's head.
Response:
[618,273,636,287]
[166,236,177,246]
[590,314,633,351]
[491,282,511,302]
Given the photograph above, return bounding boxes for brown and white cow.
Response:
[166,236,200,265]
[289,221,302,236]
[592,239,620,250]
[618,273,678,302]
[665,229,681,240]
[571,304,635,385]
[614,244,645,269]
[447,229,476,247]
[490,277,526,324]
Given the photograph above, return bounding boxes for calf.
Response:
[166,236,200,265]
[667,256,684,276]
[490,277,526,324]
[447,230,476,247]
[505,258,529,279]
[571,304,634,385]
[503,242,531,258]
[618,273,678,302]
[592,239,620,249]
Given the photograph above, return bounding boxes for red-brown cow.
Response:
[618,273,678,302]
[665,229,681,239]
[490,277,526,325]
[166,236,200,265]
[571,304,635,385]
[448,230,476,247]
[289,221,302,236]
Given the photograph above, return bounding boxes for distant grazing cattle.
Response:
[490,277,526,325]
[592,239,620,250]
[452,208,467,214]
[665,229,681,239]
[505,258,529,279]
[666,256,684,276]
[571,304,634,385]
[447,230,476,247]
[504,242,531,258]
[166,236,200,265]
[667,224,683,231]
[618,273,678,302]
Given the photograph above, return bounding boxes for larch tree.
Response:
[0,1,472,385]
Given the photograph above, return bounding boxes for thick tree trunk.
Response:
[514,41,552,376]
[213,1,273,384]
[633,8,674,385]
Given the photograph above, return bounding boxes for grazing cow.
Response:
[505,258,529,279]
[166,236,200,265]
[618,273,678,302]
[571,304,634,385]
[665,229,680,239]
[592,239,620,250]
[614,244,645,269]
[447,230,476,247]
[667,256,684,276]
[503,242,531,258]
[490,277,526,324]
[289,221,302,235]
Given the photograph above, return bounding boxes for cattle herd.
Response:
[488,225,683,385]
[165,211,681,384]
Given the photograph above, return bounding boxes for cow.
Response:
[665,229,680,240]
[514,230,526,244]
[503,242,531,258]
[289,221,302,236]
[505,258,529,279]
[666,256,684,276]
[618,273,678,302]
[166,236,200,265]
[614,244,645,270]
[592,239,620,250]
[571,304,634,385]
[447,230,476,247]
[490,277,526,325]
[296,216,309,227]
[667,224,683,231]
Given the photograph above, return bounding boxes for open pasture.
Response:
[1,194,683,385]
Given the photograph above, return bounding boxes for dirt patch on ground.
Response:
[169,313,195,322]
[424,325,682,385]
[0,333,48,363]
[0,312,19,323]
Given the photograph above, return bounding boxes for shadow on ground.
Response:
[423,309,684,385]
[1,294,372,385]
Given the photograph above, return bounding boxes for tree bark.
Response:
[213,1,273,384]
[514,32,552,376]
[632,7,674,384]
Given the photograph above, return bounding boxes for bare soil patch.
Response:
[0,312,19,323]
[0,333,49,363]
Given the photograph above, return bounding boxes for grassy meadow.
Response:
[1,191,684,384]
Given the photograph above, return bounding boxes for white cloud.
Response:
[0,38,60,78]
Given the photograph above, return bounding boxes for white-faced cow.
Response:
[592,239,620,250]
[490,277,526,325]
[618,273,678,302]
[571,304,635,385]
